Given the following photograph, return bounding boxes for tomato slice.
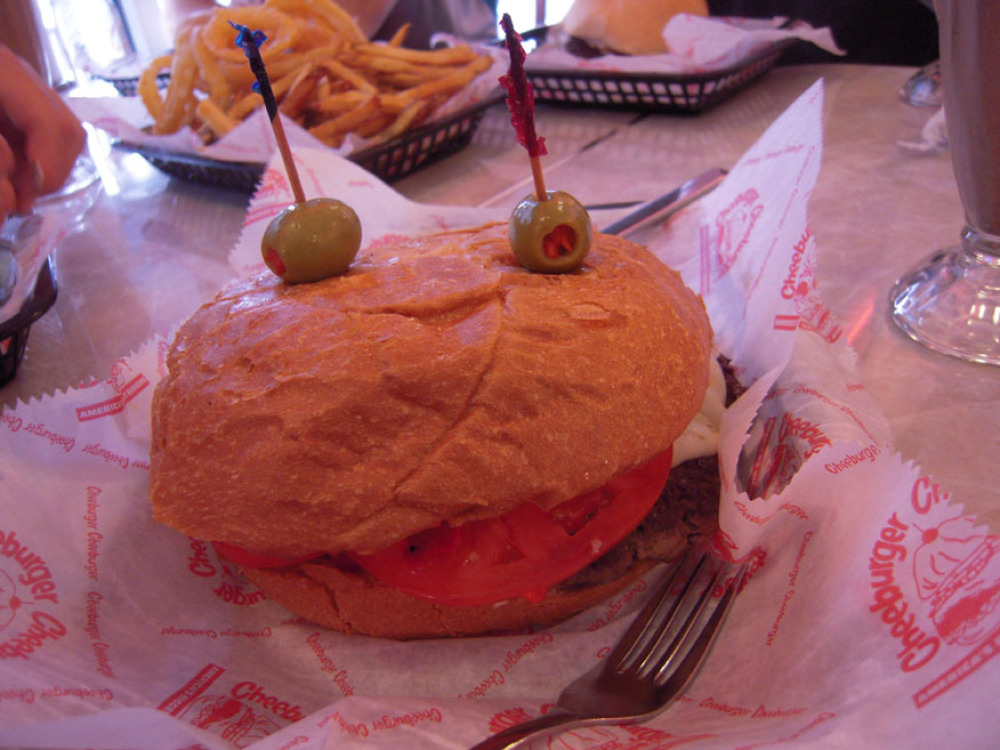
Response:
[350,448,673,607]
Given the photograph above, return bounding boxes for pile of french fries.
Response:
[139,0,494,148]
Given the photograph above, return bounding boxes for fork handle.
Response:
[468,708,583,750]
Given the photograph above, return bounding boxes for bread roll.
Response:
[243,557,661,638]
[563,0,709,56]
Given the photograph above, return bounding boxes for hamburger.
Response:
[562,0,709,56]
[149,222,726,638]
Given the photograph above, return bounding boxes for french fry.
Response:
[267,0,365,43]
[265,44,342,80]
[379,55,492,110]
[308,95,381,140]
[154,27,200,134]
[193,31,231,109]
[310,89,373,115]
[387,23,410,47]
[196,98,237,138]
[352,111,396,139]
[352,42,480,66]
[227,91,263,122]
[226,57,310,121]
[279,64,318,118]
[318,58,377,93]
[138,54,172,123]
[347,54,457,79]
[364,97,434,145]
[200,6,301,65]
[139,0,495,148]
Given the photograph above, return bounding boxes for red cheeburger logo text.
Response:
[0,530,66,661]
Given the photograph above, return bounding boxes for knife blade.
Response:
[600,167,726,236]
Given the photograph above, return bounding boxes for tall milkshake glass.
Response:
[890,0,1000,365]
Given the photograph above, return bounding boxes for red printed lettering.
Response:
[0,530,59,603]
[187,539,216,578]
[911,476,950,515]
[0,612,68,660]
[868,514,939,672]
[231,682,304,722]
[780,227,812,300]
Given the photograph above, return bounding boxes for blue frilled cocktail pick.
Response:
[230,21,305,203]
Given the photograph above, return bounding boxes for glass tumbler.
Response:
[890,0,1000,365]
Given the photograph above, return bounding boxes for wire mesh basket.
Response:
[117,95,501,192]
[520,26,793,114]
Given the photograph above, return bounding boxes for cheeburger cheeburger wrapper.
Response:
[1,80,998,749]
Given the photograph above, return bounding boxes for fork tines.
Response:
[614,549,746,687]
[466,548,747,749]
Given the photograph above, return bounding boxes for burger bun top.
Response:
[149,223,712,559]
[562,0,709,56]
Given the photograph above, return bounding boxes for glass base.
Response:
[899,59,942,108]
[890,232,1000,365]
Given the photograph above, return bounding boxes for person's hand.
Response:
[0,44,86,221]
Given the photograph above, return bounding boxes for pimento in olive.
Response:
[510,190,592,273]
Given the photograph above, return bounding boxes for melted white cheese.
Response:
[671,356,727,467]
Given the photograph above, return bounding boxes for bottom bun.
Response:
[243,556,661,639]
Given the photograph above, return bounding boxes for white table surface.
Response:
[4,63,997,529]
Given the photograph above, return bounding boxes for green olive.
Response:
[509,190,592,273]
[261,198,362,283]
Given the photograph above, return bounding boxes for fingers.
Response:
[11,155,46,216]
[0,179,16,224]
[0,45,86,214]
[0,133,16,223]
[22,100,86,202]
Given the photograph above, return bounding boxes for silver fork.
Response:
[468,549,747,750]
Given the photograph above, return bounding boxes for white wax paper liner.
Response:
[1,80,999,750]
[522,15,843,75]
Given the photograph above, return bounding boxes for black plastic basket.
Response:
[117,93,501,193]
[523,31,793,114]
[350,93,500,181]
[0,256,58,388]
[96,71,170,97]
[119,148,264,194]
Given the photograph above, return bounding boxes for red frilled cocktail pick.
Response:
[499,13,548,201]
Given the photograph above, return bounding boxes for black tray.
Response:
[0,256,58,388]
[96,71,170,97]
[116,93,501,193]
[522,27,793,114]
